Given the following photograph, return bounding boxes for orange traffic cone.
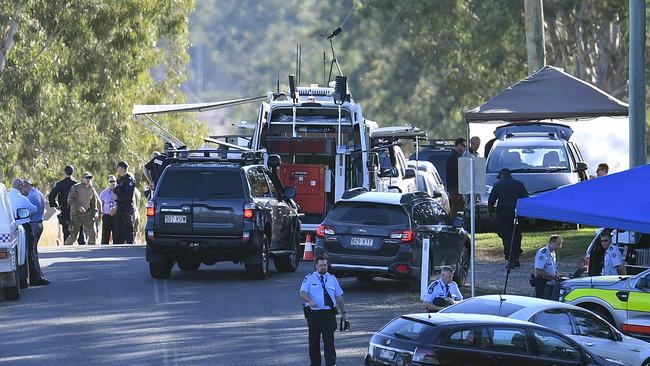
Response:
[302,234,315,261]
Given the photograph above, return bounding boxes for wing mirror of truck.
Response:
[379,167,398,178]
[267,154,282,169]
[367,152,379,173]
[431,190,443,198]
[283,186,297,200]
[576,161,588,172]
[16,208,30,220]
[404,168,416,179]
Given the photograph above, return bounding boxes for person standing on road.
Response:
[99,175,118,244]
[143,149,170,196]
[21,179,50,285]
[446,137,466,216]
[533,235,562,298]
[488,168,529,269]
[114,161,136,244]
[48,165,86,245]
[423,266,463,312]
[600,231,626,276]
[66,172,99,245]
[7,179,41,285]
[300,256,347,366]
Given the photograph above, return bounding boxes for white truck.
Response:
[0,183,30,300]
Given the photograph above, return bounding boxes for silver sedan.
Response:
[440,295,650,366]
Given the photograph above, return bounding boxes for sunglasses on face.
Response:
[109,181,116,183]
[600,238,610,243]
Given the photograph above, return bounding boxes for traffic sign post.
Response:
[458,156,486,297]
[420,237,430,301]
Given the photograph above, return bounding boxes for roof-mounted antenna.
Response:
[288,75,298,104]
[325,26,343,83]
[295,44,299,83]
[323,51,327,86]
[276,75,280,93]
[298,43,302,86]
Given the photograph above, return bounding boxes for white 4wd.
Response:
[0,183,29,300]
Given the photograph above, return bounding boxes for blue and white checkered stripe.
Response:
[0,233,12,243]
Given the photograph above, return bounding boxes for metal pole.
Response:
[470,156,475,297]
[629,0,647,168]
[421,237,430,301]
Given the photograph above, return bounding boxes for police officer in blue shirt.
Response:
[300,255,347,366]
[423,266,463,312]
[600,231,625,275]
[534,235,562,298]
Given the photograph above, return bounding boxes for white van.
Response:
[0,183,29,300]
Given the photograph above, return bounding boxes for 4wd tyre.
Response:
[246,234,269,280]
[177,259,201,272]
[273,226,300,273]
[19,261,29,289]
[4,249,21,300]
[454,245,470,287]
[149,261,173,279]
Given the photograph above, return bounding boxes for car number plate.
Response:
[350,237,373,247]
[164,215,187,224]
[379,349,395,360]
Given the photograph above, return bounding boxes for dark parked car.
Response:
[145,151,301,280]
[584,228,650,276]
[365,313,622,366]
[409,139,456,191]
[314,189,470,287]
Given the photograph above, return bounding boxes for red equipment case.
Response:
[279,164,326,215]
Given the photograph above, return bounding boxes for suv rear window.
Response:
[157,169,244,198]
[379,316,436,342]
[327,202,409,226]
[487,146,569,173]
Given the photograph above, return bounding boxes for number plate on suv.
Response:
[350,237,373,247]
[164,215,187,224]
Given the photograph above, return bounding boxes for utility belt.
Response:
[303,306,337,318]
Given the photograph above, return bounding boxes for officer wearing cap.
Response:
[114,161,136,244]
[534,235,562,298]
[300,255,347,366]
[65,172,99,245]
[488,168,529,269]
[423,266,463,312]
[600,231,626,275]
[143,145,171,194]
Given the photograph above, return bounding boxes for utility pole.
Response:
[629,0,647,168]
[524,0,546,74]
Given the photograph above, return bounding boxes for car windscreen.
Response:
[440,298,525,317]
[379,316,437,343]
[486,145,570,173]
[327,202,409,226]
[270,107,352,124]
[157,169,244,198]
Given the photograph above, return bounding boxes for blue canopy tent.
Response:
[516,164,650,233]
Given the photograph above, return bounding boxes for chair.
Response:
[501,151,522,168]
[542,151,560,167]
[510,333,528,353]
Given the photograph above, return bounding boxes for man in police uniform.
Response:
[600,231,626,276]
[534,235,562,298]
[423,266,463,312]
[143,148,170,192]
[488,168,529,269]
[48,165,86,245]
[299,256,347,366]
[114,161,136,244]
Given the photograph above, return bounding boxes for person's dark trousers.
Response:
[534,276,549,298]
[496,209,521,266]
[307,310,337,366]
[25,222,44,279]
[114,207,134,244]
[101,214,116,244]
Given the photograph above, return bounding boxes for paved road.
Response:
[0,245,423,366]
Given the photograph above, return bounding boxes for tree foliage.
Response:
[0,0,205,191]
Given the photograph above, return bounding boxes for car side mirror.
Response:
[452,216,464,228]
[431,190,443,199]
[267,154,282,169]
[367,152,379,173]
[283,186,297,199]
[576,161,588,172]
[378,167,396,178]
[16,208,30,220]
[404,168,416,179]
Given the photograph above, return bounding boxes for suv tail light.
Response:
[390,230,414,243]
[146,202,155,217]
[412,347,437,364]
[243,203,255,220]
[317,225,335,237]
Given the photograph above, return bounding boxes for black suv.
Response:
[145,151,301,280]
[409,139,456,191]
[314,189,470,287]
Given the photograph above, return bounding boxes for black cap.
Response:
[498,168,511,179]
[64,165,74,175]
[83,172,93,179]
[23,178,33,186]
[117,161,129,169]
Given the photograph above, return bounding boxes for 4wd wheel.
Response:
[4,249,21,300]
[177,259,201,272]
[454,245,470,287]
[246,234,269,280]
[583,304,615,326]
[641,358,650,366]
[273,226,300,273]
[149,261,173,279]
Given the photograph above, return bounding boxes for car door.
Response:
[568,309,636,366]
[626,270,650,338]
[411,200,460,268]
[529,328,596,366]
[154,169,196,236]
[192,169,246,237]
[263,168,292,249]
[247,167,274,239]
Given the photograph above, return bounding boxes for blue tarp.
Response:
[516,164,650,233]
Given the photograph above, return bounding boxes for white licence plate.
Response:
[164,215,187,224]
[350,237,373,247]
[379,348,395,360]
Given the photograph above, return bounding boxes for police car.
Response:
[0,183,30,300]
[559,267,650,340]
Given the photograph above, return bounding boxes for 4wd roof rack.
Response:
[504,132,558,140]
[400,191,431,203]
[166,148,265,165]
